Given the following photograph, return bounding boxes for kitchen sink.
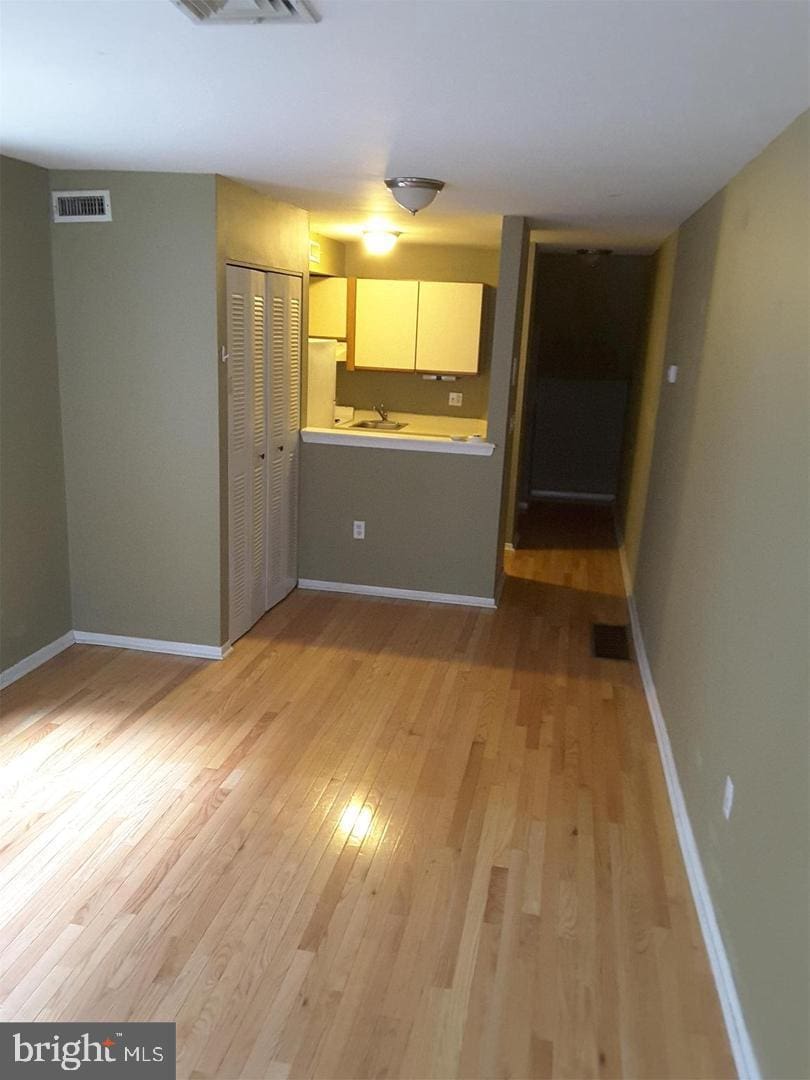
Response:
[351,420,408,430]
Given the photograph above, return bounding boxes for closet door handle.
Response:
[277,445,284,452]
[259,452,266,460]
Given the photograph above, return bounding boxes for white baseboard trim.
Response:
[73,631,229,661]
[0,631,76,689]
[298,579,497,609]
[616,540,760,1080]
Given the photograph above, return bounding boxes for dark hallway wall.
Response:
[522,252,653,498]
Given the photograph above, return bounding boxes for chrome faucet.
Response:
[373,403,389,421]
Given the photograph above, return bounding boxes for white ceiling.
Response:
[2,0,808,251]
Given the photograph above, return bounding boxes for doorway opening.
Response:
[513,247,654,549]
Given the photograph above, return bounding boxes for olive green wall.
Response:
[300,219,527,600]
[503,241,538,545]
[299,444,503,597]
[335,367,490,420]
[493,218,531,569]
[0,157,72,669]
[336,242,500,419]
[633,111,809,1078]
[50,171,221,646]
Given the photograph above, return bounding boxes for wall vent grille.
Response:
[172,0,319,25]
[52,190,112,222]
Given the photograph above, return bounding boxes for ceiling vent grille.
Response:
[52,190,112,223]
[172,0,319,25]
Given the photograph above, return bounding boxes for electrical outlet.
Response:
[352,520,365,540]
[448,391,463,407]
[722,775,734,820]
[667,364,679,384]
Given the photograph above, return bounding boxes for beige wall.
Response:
[633,111,809,1078]
[300,220,525,600]
[215,177,310,641]
[619,233,678,578]
[0,157,72,668]
[50,171,221,646]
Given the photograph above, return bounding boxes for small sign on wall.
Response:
[309,239,321,266]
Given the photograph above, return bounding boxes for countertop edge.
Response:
[300,428,496,456]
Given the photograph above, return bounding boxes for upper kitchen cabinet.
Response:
[353,279,419,371]
[415,282,484,375]
[309,275,349,339]
[352,278,488,374]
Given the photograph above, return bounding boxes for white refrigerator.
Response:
[306,338,338,427]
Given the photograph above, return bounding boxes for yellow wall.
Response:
[619,233,678,580]
[309,232,346,277]
[345,241,499,286]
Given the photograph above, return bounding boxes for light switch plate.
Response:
[667,364,679,384]
[448,392,463,407]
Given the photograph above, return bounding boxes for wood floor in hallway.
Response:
[0,504,734,1079]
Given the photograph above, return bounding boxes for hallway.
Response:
[0,505,733,1078]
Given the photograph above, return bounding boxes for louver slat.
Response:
[172,0,319,25]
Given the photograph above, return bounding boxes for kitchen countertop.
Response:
[300,410,495,456]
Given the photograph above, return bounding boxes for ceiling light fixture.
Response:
[384,177,445,216]
[362,229,401,255]
[577,247,613,267]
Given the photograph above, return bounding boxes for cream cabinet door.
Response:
[309,275,348,339]
[415,281,484,374]
[353,279,418,370]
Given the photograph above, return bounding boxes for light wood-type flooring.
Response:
[0,504,734,1078]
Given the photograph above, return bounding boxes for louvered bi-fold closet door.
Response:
[227,265,269,643]
[266,272,302,609]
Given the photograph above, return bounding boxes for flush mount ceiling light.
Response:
[362,230,401,255]
[384,177,445,216]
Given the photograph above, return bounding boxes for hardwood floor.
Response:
[0,504,734,1079]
